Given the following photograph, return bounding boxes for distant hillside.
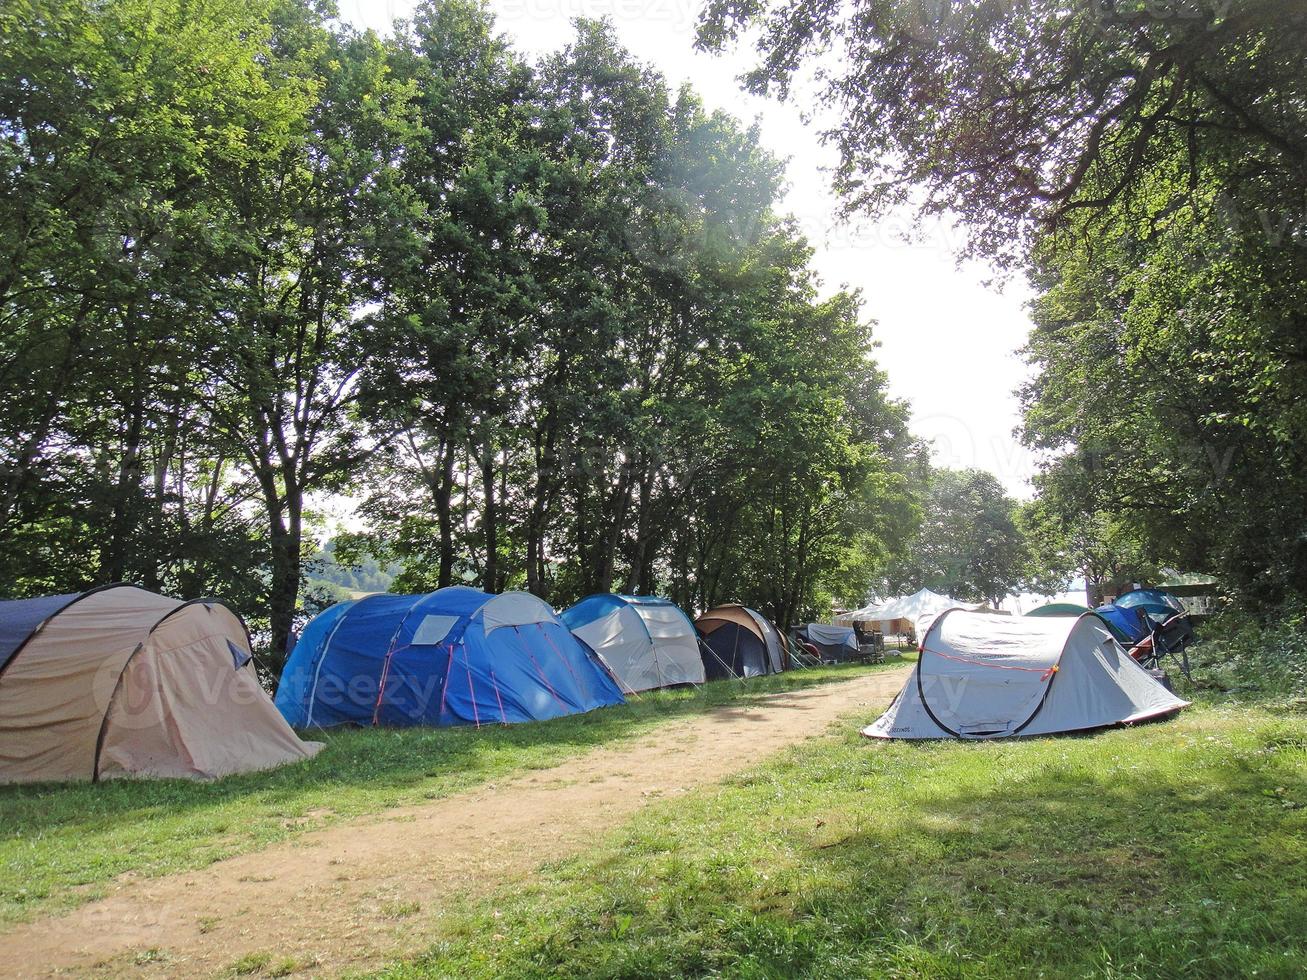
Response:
[304,538,395,603]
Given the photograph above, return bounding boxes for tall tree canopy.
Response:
[1,0,918,661]
[700,0,1307,605]
[697,0,1305,261]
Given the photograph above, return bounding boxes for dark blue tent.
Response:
[0,592,82,674]
[275,587,625,728]
[1093,604,1153,645]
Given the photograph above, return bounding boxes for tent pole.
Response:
[698,636,746,684]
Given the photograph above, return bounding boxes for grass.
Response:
[0,660,890,925]
[376,687,1307,977]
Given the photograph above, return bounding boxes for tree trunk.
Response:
[598,458,634,594]
[434,438,456,588]
[267,487,303,670]
[103,378,146,584]
[526,417,559,598]
[481,438,498,592]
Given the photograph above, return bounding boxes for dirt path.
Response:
[0,667,909,978]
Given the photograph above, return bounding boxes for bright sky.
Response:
[341,0,1040,497]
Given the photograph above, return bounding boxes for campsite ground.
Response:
[0,661,910,975]
[2,646,1305,978]
[0,662,884,927]
[384,694,1307,979]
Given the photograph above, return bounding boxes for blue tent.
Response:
[1093,603,1153,645]
[1115,588,1186,622]
[275,587,625,728]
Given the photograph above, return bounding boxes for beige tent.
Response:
[695,604,786,679]
[0,585,321,784]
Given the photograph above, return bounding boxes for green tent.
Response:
[1026,602,1090,618]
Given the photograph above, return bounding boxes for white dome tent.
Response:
[864,610,1188,740]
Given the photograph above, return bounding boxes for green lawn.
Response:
[0,661,891,926]
[379,694,1307,979]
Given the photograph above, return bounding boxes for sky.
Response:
[340,0,1042,498]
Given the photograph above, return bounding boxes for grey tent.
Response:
[802,623,858,662]
[560,594,705,693]
[865,610,1187,740]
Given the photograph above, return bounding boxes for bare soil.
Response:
[0,667,909,978]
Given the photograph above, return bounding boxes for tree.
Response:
[697,0,1305,263]
[886,468,1027,605]
[1019,185,1307,603]
[1019,499,1159,606]
[2,0,923,645]
[357,0,540,595]
[198,13,419,660]
[0,0,308,602]
[699,0,1307,605]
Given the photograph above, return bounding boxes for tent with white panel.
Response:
[276,587,625,728]
[560,594,705,693]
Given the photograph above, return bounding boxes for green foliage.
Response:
[1018,499,1159,604]
[1,1,914,643]
[1188,607,1307,705]
[884,468,1026,605]
[0,0,301,604]
[697,0,1307,609]
[1021,184,1307,604]
[697,0,1304,264]
[302,537,395,608]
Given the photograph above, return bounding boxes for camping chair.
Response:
[1128,613,1195,680]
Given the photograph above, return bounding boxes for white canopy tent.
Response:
[837,588,982,635]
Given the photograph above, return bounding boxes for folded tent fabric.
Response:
[277,587,626,728]
[865,610,1188,740]
[559,594,705,693]
[804,624,858,649]
[0,585,321,784]
[803,623,859,661]
[695,604,785,679]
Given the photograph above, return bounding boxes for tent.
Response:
[835,601,890,626]
[695,605,785,679]
[864,610,1187,740]
[841,588,978,635]
[560,594,705,693]
[0,585,320,784]
[801,623,859,661]
[1094,603,1153,645]
[835,600,908,633]
[277,587,624,728]
[1115,588,1186,623]
[1026,602,1091,617]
